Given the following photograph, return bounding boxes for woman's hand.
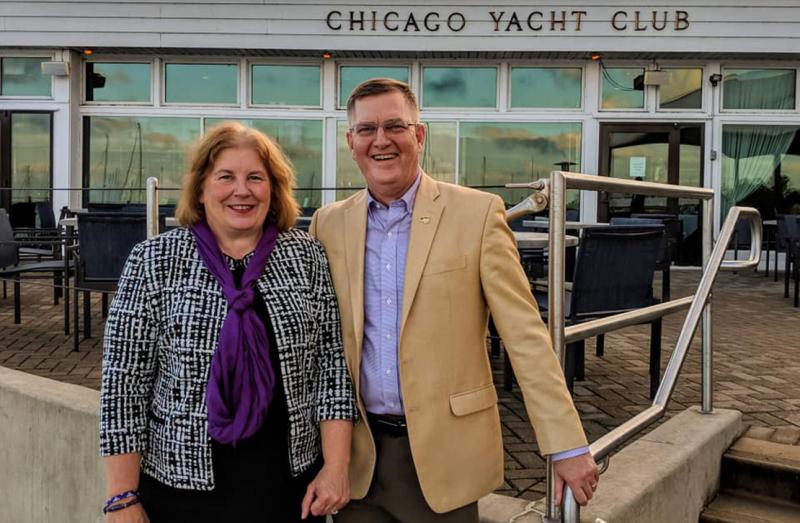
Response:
[104,502,150,523]
[300,463,350,519]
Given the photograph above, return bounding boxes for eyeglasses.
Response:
[349,121,420,138]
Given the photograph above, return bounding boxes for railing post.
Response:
[146,177,159,239]
[546,171,568,522]
[701,199,714,413]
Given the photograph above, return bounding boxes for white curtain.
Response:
[722,125,797,214]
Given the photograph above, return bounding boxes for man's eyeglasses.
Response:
[349,121,420,138]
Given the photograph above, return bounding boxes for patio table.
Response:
[513,231,578,249]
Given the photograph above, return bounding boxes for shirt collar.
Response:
[366,168,422,211]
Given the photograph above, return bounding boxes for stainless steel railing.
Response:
[505,172,761,523]
[146,177,160,239]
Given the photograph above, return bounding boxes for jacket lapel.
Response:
[344,191,368,367]
[401,174,443,338]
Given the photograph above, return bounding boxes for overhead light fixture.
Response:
[41,61,70,76]
[83,49,93,56]
[590,53,602,61]
[322,51,332,59]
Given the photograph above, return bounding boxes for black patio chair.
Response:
[525,225,665,398]
[610,217,674,301]
[776,215,800,298]
[0,211,73,324]
[72,212,149,351]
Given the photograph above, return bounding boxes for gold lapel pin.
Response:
[419,216,430,224]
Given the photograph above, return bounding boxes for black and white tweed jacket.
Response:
[99,226,357,490]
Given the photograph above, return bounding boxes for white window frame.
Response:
[419,63,500,112]
[81,58,154,106]
[506,62,585,112]
[719,64,799,114]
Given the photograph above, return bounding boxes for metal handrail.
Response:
[146,177,159,239]
[504,172,762,523]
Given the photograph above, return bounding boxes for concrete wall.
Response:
[480,406,743,523]
[0,366,103,523]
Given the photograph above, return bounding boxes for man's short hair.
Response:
[346,78,419,123]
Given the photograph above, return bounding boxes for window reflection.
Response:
[206,118,324,210]
[459,122,581,208]
[164,63,238,104]
[722,125,800,219]
[251,65,320,106]
[11,113,51,203]
[601,68,644,109]
[2,58,50,97]
[723,69,796,110]
[86,62,151,103]
[659,69,702,110]
[339,66,409,107]
[510,68,581,109]
[421,122,457,183]
[87,116,200,203]
[336,120,365,200]
[423,67,496,108]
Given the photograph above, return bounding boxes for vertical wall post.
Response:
[146,177,159,239]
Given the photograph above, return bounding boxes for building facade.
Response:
[1,0,799,260]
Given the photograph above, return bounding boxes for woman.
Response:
[99,122,357,522]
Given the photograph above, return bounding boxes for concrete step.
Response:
[720,437,800,504]
[700,492,800,523]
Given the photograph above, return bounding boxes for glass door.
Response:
[0,111,53,225]
[599,122,704,265]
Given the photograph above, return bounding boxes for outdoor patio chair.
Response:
[72,212,148,351]
[0,211,72,324]
[776,214,800,299]
[610,217,674,301]
[525,225,665,398]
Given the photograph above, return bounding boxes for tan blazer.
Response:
[310,174,587,513]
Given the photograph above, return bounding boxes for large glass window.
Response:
[510,68,582,109]
[339,66,409,107]
[601,67,645,110]
[459,122,581,207]
[335,120,364,200]
[206,118,324,210]
[421,121,457,183]
[86,62,151,103]
[723,69,796,110]
[1,57,50,97]
[86,116,200,203]
[659,69,702,110]
[722,125,800,219]
[422,67,497,108]
[164,63,238,104]
[251,65,320,106]
[11,113,51,203]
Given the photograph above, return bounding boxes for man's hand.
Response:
[552,453,599,506]
[300,464,350,519]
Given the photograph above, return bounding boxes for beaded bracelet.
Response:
[103,498,141,514]
[103,489,140,513]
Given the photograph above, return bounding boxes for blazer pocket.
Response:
[449,383,498,417]
[423,255,467,276]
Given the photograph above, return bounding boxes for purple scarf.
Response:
[191,219,280,446]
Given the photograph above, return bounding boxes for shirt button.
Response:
[387,231,392,237]
[386,298,392,305]
[385,263,391,270]
[386,369,392,375]
[385,333,391,339]
[388,402,395,408]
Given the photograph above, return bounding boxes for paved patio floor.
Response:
[0,268,798,501]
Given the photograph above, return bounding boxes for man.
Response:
[310,78,598,522]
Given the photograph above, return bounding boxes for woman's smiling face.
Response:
[200,146,271,241]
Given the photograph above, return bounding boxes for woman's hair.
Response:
[176,121,299,231]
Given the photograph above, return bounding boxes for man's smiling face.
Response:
[346,90,425,205]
